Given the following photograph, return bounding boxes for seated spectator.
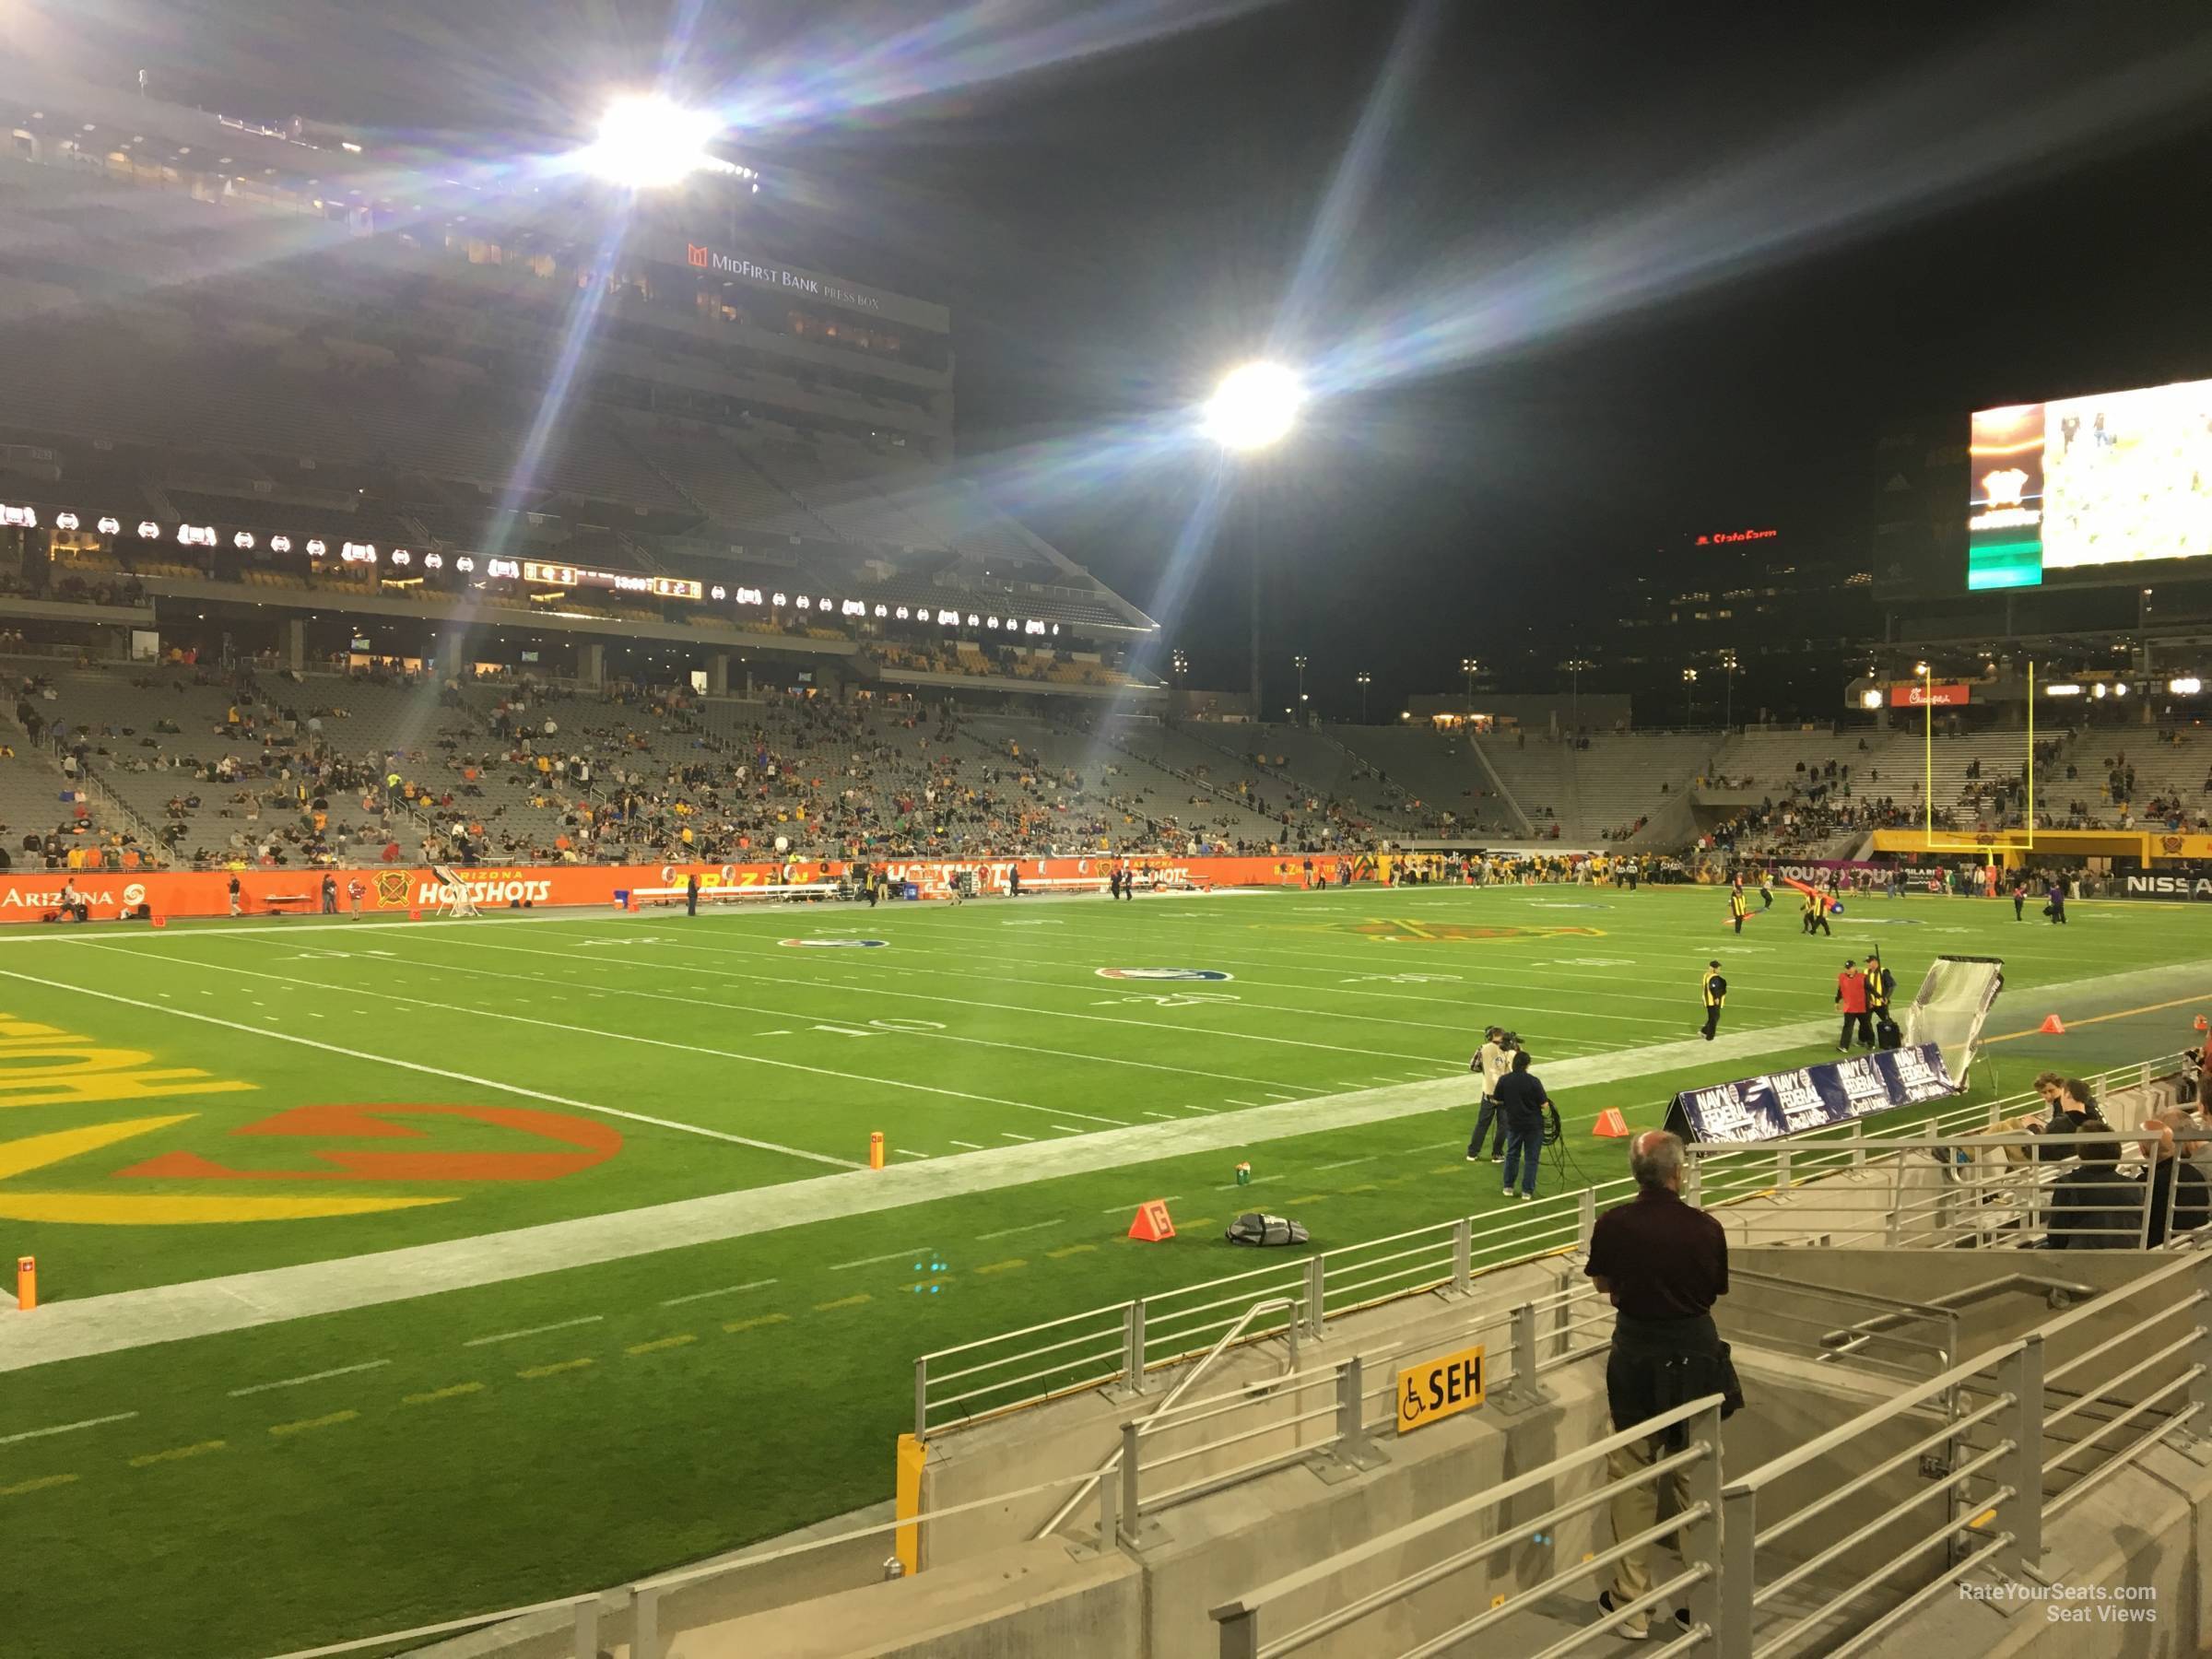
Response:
[2134,1112,2211,1245]
[2043,1123,2134,1249]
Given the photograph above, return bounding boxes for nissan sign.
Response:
[2123,875,2212,901]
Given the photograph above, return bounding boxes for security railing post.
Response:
[1512,1300,1547,1400]
[1776,1147,1793,1191]
[1305,1255,1325,1340]
[1998,1336,2044,1576]
[1678,1401,1724,1642]
[2187,1254,2212,1428]
[1450,1216,1472,1296]
[633,1587,660,1659]
[1212,1603,1261,1659]
[1098,1450,1120,1546]
[1684,1154,1702,1207]
[1124,1300,1147,1395]
[1851,1119,1866,1169]
[1118,1420,1142,1547]
[1717,1487,1757,1658]
[913,1356,928,1442]
[1336,1355,1368,1461]
[572,1597,597,1659]
[1577,1187,1597,1253]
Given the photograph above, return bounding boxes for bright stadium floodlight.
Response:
[585,95,721,188]
[1205,362,1304,452]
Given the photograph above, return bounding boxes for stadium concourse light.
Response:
[585,95,721,188]
[1204,362,1304,452]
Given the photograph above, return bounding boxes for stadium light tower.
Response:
[1719,648,1738,731]
[1460,656,1480,715]
[1205,362,1305,724]
[1559,657,1594,731]
[1681,665,1699,725]
[1357,670,1372,724]
[584,94,722,188]
[1917,660,1934,840]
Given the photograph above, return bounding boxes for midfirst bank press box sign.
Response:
[1395,1344,1486,1435]
[1667,1043,1957,1147]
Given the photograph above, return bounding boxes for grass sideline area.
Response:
[0,882,2203,1657]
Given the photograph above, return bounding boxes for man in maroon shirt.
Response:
[1834,959,1873,1052]
[1587,1130,1734,1639]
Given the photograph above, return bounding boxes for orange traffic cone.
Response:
[2039,1014,2065,1035]
[2194,1016,2207,1033]
[1127,1200,1176,1241]
[1593,1109,1631,1138]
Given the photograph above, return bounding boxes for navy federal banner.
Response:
[1666,1043,1958,1146]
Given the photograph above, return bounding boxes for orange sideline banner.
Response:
[0,853,1360,923]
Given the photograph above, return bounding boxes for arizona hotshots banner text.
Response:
[0,854,1338,923]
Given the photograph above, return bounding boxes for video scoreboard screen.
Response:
[1968,375,2212,591]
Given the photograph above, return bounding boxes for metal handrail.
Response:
[1210,1395,1724,1659]
[1034,1295,1299,1540]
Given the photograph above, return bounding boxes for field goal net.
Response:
[429,865,480,919]
[1901,953,2005,1086]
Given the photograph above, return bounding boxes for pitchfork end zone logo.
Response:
[1095,967,1234,982]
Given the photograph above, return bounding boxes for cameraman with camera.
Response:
[1465,1026,1515,1163]
[1494,1048,1554,1202]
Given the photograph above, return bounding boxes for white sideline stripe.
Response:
[1050,1124,1086,1135]
[899,1149,935,1159]
[462,1315,604,1347]
[948,1139,987,1150]
[0,961,863,1171]
[830,1247,931,1273]
[1225,1099,1262,1107]
[975,1219,1064,1241]
[0,1409,137,1443]
[9,954,2204,1373]
[1142,1112,1179,1121]
[1313,1156,1377,1170]
[227,1359,390,1396]
[1001,1131,1037,1142]
[1264,1091,1303,1101]
[659,1279,776,1309]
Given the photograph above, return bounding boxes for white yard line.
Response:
[226,1359,390,1396]
[948,1139,988,1149]
[0,1410,138,1444]
[1100,1197,1179,1215]
[975,1219,1065,1241]
[658,1279,776,1309]
[830,1247,932,1273]
[1312,1156,1378,1170]
[462,1315,604,1347]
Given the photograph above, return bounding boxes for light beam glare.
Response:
[1267,0,1443,361]
[1305,22,2212,401]
[703,0,1286,135]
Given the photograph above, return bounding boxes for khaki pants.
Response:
[1607,1430,1688,1631]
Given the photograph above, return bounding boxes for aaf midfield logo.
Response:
[780,937,888,948]
[375,870,411,908]
[1344,920,1603,943]
[1095,968,1233,982]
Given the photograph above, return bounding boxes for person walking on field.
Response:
[1700,959,1726,1041]
[1727,882,1749,935]
[2045,877,2067,924]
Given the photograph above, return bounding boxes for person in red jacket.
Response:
[1835,959,1873,1051]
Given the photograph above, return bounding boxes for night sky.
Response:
[18,1,2212,715]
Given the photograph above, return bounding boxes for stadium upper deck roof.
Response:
[0,70,1158,640]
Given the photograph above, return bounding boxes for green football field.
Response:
[1,882,2205,1658]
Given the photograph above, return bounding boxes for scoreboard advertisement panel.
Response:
[1968,376,2212,591]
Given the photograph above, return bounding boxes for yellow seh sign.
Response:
[1395,1343,1486,1434]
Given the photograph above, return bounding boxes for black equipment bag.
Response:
[1875,1014,1903,1050]
[1225,1212,1310,1247]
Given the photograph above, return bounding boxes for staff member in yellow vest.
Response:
[1700,960,1726,1042]
[1726,882,1750,935]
